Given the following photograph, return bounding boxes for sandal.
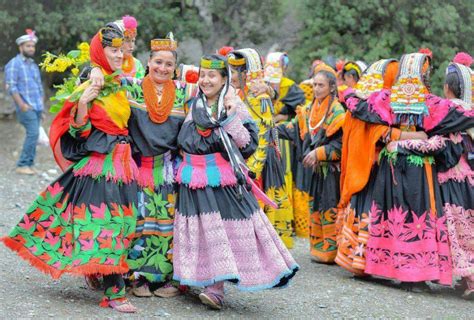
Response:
[100,297,137,313]
[85,274,102,291]
[199,292,223,310]
[154,282,181,298]
[131,283,153,297]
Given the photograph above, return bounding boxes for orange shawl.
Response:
[338,113,400,208]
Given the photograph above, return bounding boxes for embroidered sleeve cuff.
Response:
[69,105,91,138]
[222,113,251,148]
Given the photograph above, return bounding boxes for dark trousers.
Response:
[16,109,42,167]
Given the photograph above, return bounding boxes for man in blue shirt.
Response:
[5,29,44,175]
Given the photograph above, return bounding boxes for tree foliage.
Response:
[290,0,474,94]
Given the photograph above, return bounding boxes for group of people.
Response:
[2,14,472,314]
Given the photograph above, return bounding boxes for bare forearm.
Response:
[11,93,27,109]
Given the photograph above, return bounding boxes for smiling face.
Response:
[312,73,331,101]
[148,51,176,83]
[198,68,226,100]
[104,46,124,71]
[122,38,136,58]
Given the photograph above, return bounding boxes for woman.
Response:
[278,63,337,243]
[342,52,473,288]
[264,52,306,236]
[2,26,139,313]
[341,60,367,88]
[125,33,196,298]
[336,59,429,275]
[300,68,345,263]
[437,53,473,299]
[227,48,294,248]
[173,54,298,310]
[110,15,145,79]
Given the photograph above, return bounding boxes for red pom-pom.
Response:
[453,52,473,67]
[335,59,345,72]
[218,46,234,56]
[25,28,34,35]
[419,48,433,59]
[123,15,138,29]
[185,70,199,84]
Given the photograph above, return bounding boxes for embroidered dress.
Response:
[239,89,294,248]
[342,53,474,284]
[173,94,298,291]
[336,59,400,274]
[126,77,195,284]
[2,78,138,280]
[305,96,345,263]
[277,103,315,239]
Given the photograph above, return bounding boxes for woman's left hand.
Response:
[303,150,317,168]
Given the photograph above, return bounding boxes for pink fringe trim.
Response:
[74,143,138,184]
[176,153,237,189]
[438,156,474,185]
[138,157,155,189]
[367,89,393,125]
[423,95,452,131]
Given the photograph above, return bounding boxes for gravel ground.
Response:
[0,116,472,319]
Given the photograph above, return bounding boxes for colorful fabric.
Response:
[176,152,237,189]
[127,155,176,283]
[2,158,138,279]
[174,94,298,291]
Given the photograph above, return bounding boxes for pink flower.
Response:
[44,231,60,247]
[453,52,473,67]
[79,239,94,251]
[18,214,34,230]
[405,212,428,240]
[47,182,64,198]
[91,203,107,219]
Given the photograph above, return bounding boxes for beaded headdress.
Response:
[355,59,396,99]
[150,32,178,51]
[446,53,473,107]
[390,53,430,115]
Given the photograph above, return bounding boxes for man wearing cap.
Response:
[5,29,44,175]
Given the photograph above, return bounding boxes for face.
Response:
[312,73,331,101]
[443,83,454,99]
[343,73,357,87]
[20,41,36,58]
[148,51,176,83]
[198,68,226,100]
[104,46,124,71]
[230,67,241,89]
[122,38,135,58]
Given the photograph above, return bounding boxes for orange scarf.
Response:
[142,75,176,123]
[338,114,400,207]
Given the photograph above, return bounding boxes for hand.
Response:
[79,84,100,105]
[20,103,31,112]
[249,82,268,97]
[412,131,428,140]
[274,114,288,123]
[90,67,105,88]
[303,150,317,168]
[386,141,397,153]
[224,87,239,115]
[400,130,428,141]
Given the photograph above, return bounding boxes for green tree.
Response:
[291,0,474,94]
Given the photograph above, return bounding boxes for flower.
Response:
[71,67,79,76]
